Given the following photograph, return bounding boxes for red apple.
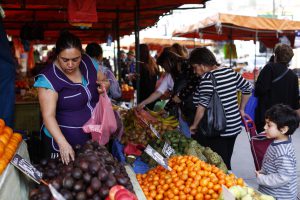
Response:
[109,185,125,200]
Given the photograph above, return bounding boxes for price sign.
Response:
[11,154,43,184]
[149,124,160,138]
[144,145,171,171]
[162,142,175,158]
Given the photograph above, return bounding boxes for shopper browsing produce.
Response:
[34,31,109,164]
[189,47,252,169]
[256,104,299,199]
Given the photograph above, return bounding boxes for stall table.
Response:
[0,141,32,200]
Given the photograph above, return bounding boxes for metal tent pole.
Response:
[116,9,121,82]
[134,0,140,104]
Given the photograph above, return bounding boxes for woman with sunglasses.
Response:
[34,31,109,164]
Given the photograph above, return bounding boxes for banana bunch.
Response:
[160,115,179,128]
[148,110,179,131]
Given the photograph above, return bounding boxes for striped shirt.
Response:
[258,138,298,200]
[193,67,252,136]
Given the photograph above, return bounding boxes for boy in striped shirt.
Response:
[256,104,299,199]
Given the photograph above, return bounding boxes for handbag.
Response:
[198,73,226,137]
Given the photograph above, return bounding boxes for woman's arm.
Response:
[38,87,74,164]
[137,91,162,110]
[239,94,251,117]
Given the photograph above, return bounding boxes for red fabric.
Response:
[82,86,117,145]
[124,143,145,156]
[68,0,98,23]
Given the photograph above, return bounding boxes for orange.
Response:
[237,178,245,186]
[12,133,22,142]
[3,126,13,138]
[0,133,10,145]
[0,141,5,157]
[195,193,204,200]
[0,119,5,133]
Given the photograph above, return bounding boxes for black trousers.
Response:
[192,133,238,170]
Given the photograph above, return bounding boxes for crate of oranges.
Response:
[0,119,23,175]
[121,84,134,101]
[136,155,245,200]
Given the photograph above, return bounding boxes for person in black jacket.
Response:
[255,43,299,133]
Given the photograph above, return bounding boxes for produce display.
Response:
[30,140,135,200]
[121,109,179,146]
[0,119,23,175]
[223,185,275,200]
[141,130,228,173]
[121,109,157,146]
[137,155,245,200]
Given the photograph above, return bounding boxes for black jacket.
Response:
[255,63,299,132]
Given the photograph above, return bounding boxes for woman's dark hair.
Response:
[85,42,103,58]
[265,104,300,135]
[157,47,187,79]
[274,43,294,65]
[140,44,158,76]
[189,47,219,67]
[140,44,150,64]
[55,31,82,56]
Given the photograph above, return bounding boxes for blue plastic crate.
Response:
[111,139,126,163]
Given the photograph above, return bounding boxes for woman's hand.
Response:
[58,140,75,165]
[189,124,198,135]
[137,102,146,111]
[255,170,261,177]
[97,80,110,94]
[239,109,246,118]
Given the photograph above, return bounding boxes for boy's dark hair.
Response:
[55,30,82,56]
[265,104,300,135]
[189,47,219,67]
[85,42,103,58]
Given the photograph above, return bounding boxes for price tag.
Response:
[144,145,171,171]
[149,124,160,138]
[11,154,43,184]
[162,142,175,158]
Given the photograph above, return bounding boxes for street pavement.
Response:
[231,127,300,198]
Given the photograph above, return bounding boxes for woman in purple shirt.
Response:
[35,31,109,164]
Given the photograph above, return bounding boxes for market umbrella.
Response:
[172,13,300,48]
[2,0,209,44]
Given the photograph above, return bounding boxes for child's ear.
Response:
[280,126,289,135]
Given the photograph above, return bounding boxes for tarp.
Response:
[172,13,300,48]
[1,0,208,44]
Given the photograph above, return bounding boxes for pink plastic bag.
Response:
[82,87,117,145]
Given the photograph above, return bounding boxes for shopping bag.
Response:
[82,86,117,145]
